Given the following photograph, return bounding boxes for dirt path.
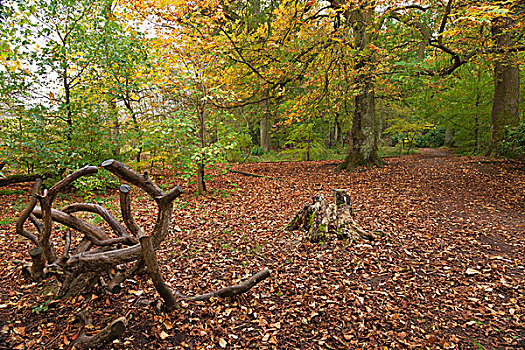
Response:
[417,147,452,158]
[0,151,523,349]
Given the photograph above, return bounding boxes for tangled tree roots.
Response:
[287,189,376,242]
[16,160,270,347]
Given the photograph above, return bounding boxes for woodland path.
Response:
[0,151,523,349]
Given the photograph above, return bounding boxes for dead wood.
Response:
[16,178,43,246]
[288,189,375,242]
[119,184,144,237]
[107,260,145,294]
[12,160,272,346]
[228,169,283,181]
[28,246,45,281]
[62,203,129,238]
[14,160,182,298]
[0,174,42,187]
[63,229,71,259]
[185,268,271,302]
[140,235,178,311]
[75,311,127,349]
[33,207,137,247]
[35,166,99,264]
[102,159,163,198]
[59,271,99,299]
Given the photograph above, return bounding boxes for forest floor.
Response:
[0,149,524,349]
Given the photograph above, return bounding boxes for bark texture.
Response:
[337,3,383,171]
[15,160,271,343]
[15,161,182,298]
[260,116,271,152]
[288,189,374,242]
[489,15,520,155]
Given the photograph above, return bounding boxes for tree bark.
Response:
[140,235,178,311]
[0,174,44,187]
[185,268,270,301]
[260,116,270,152]
[288,189,374,242]
[29,247,45,281]
[197,161,206,194]
[338,4,383,171]
[444,126,455,147]
[489,16,520,156]
[340,78,383,170]
[75,311,127,349]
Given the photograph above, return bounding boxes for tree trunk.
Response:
[260,116,270,152]
[473,67,483,155]
[197,161,206,194]
[444,126,454,147]
[489,17,520,156]
[339,4,382,171]
[110,101,121,157]
[340,78,383,170]
[197,103,207,194]
[334,112,341,145]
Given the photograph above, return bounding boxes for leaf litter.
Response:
[0,150,523,349]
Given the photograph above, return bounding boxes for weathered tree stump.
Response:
[287,189,374,242]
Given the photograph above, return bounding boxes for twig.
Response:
[228,169,284,181]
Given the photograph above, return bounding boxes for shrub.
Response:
[414,127,446,148]
[498,121,525,160]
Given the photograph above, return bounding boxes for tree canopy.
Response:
[0,0,524,184]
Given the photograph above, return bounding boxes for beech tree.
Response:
[389,0,524,155]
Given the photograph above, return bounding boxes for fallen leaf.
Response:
[465,268,481,276]
[219,338,227,347]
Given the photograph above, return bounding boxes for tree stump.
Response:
[287,189,373,242]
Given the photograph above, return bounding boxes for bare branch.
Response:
[16,178,43,245]
[48,165,98,199]
[185,268,271,301]
[119,185,144,237]
[62,203,129,238]
[102,160,163,198]
[140,235,178,311]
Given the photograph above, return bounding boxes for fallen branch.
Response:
[185,268,271,302]
[228,169,283,181]
[0,174,43,187]
[75,311,127,349]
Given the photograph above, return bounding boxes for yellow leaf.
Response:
[163,319,173,330]
[129,290,144,296]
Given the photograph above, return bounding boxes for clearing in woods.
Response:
[0,150,523,349]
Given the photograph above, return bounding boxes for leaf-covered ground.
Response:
[0,149,523,349]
